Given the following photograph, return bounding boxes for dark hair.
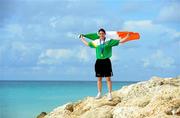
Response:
[98,28,106,34]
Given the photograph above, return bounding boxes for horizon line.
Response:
[0,79,139,82]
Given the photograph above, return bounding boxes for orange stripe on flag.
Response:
[117,32,140,43]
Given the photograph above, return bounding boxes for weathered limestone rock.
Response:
[40,76,180,118]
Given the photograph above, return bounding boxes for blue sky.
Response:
[0,0,179,81]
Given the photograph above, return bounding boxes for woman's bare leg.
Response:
[97,77,102,93]
[106,77,113,100]
[106,77,112,93]
[95,77,103,99]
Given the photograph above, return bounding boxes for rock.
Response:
[37,112,47,118]
[80,105,113,118]
[43,76,180,118]
[44,103,75,118]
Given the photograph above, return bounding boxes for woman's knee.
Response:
[106,77,111,82]
[98,77,102,81]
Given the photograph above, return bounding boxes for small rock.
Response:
[37,112,47,118]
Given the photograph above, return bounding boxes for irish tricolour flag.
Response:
[81,31,140,43]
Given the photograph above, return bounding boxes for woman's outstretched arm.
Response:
[119,33,130,43]
[80,35,88,46]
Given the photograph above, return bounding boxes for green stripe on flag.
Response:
[82,33,99,40]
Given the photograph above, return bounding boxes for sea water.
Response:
[0,81,136,118]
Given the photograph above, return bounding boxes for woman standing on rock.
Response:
[80,28,129,101]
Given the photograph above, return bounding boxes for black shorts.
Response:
[95,58,113,77]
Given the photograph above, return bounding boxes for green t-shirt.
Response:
[88,38,119,59]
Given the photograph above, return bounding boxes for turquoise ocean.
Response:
[0,81,136,118]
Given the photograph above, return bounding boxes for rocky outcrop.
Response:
[40,76,180,118]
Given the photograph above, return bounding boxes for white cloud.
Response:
[65,66,79,75]
[122,20,180,41]
[142,50,175,69]
[5,24,24,38]
[123,20,154,31]
[48,15,79,29]
[38,48,73,65]
[122,20,167,34]
[0,41,42,66]
[38,46,94,65]
[3,42,37,62]
[111,53,119,62]
[48,15,108,30]
[66,32,78,39]
[49,16,59,28]
[38,45,121,65]
[121,1,142,12]
[158,2,180,22]
[45,49,72,59]
[11,42,29,61]
[111,48,119,62]
[77,47,91,62]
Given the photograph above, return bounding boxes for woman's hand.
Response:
[119,33,130,43]
[79,34,89,46]
[79,34,83,39]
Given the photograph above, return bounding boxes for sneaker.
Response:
[95,92,102,99]
[107,93,112,101]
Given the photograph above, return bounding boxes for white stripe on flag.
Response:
[106,31,120,40]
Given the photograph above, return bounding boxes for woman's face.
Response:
[98,31,106,39]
